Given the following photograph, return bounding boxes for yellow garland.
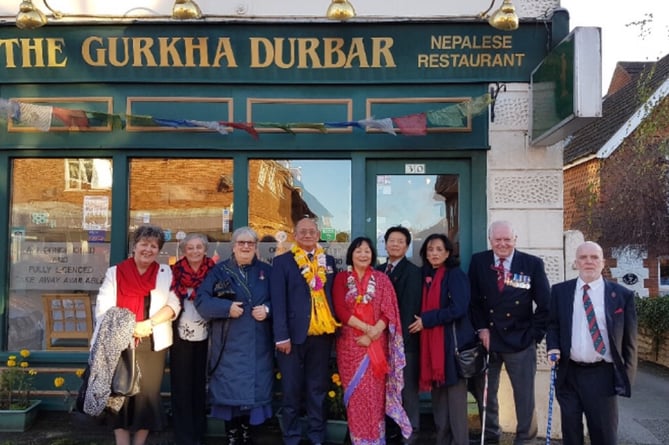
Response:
[291,244,341,334]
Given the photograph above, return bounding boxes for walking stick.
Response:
[545,354,558,445]
[480,353,490,445]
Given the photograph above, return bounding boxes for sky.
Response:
[560,0,668,95]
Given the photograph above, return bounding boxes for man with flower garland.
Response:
[271,217,340,445]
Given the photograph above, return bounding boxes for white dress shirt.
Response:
[570,277,612,363]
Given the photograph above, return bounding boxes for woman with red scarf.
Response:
[408,233,476,445]
[169,233,216,445]
[333,236,412,444]
[94,224,181,445]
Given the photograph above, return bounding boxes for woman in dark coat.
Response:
[409,233,476,445]
[196,227,273,444]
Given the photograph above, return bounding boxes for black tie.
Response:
[307,253,314,262]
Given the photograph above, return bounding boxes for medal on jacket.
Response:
[507,273,531,289]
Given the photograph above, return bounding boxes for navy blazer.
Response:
[270,250,337,345]
[421,266,477,386]
[469,249,550,353]
[547,278,638,397]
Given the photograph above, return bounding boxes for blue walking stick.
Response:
[546,354,558,445]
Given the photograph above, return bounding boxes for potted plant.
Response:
[0,349,41,432]
[325,367,348,443]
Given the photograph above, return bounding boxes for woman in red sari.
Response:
[333,236,412,444]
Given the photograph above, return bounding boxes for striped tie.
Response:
[385,263,393,275]
[582,284,607,355]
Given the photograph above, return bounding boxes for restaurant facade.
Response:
[0,1,568,417]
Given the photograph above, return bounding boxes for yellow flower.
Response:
[328,390,336,398]
[1,349,36,410]
[331,373,340,384]
[275,372,282,380]
[54,377,65,388]
[75,368,85,378]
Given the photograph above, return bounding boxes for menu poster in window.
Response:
[82,196,110,230]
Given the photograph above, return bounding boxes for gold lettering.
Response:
[20,38,45,68]
[183,37,212,67]
[158,37,184,67]
[0,38,20,68]
[371,37,395,67]
[81,36,105,67]
[429,34,513,50]
[133,37,156,67]
[212,38,238,67]
[345,38,369,68]
[323,38,346,68]
[249,37,273,68]
[108,37,130,67]
[44,38,67,67]
[297,38,322,68]
[273,38,296,69]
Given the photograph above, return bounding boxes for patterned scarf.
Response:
[116,258,159,322]
[419,266,447,391]
[171,256,216,301]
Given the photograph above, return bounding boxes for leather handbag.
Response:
[111,343,141,396]
[452,323,488,378]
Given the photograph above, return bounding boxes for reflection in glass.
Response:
[376,174,459,264]
[248,160,351,264]
[128,158,235,265]
[8,158,112,350]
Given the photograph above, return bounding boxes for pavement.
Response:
[1,360,668,445]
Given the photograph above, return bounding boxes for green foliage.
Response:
[636,295,669,334]
[636,295,669,359]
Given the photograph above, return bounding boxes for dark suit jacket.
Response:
[546,278,638,397]
[469,249,550,353]
[270,250,337,345]
[376,257,422,353]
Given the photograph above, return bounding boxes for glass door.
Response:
[366,159,473,268]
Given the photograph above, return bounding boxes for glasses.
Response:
[297,229,319,236]
[235,240,257,247]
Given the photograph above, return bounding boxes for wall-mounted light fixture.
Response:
[480,0,519,31]
[16,0,64,29]
[326,0,356,21]
[16,0,47,29]
[172,0,202,20]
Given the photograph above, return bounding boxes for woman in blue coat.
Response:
[196,227,273,444]
[409,233,476,445]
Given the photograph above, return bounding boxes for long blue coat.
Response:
[196,257,274,408]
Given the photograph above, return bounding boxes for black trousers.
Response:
[556,361,618,445]
[169,333,208,445]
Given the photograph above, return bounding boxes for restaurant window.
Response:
[8,158,112,351]
[248,159,351,266]
[128,158,235,264]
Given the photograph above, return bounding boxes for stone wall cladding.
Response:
[490,172,562,207]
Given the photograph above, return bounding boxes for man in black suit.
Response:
[468,220,550,445]
[547,241,637,445]
[271,217,339,445]
[377,226,422,444]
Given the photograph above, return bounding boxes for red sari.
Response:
[332,268,412,444]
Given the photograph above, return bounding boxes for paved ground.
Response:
[1,360,668,445]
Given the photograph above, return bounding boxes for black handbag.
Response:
[111,343,141,396]
[452,323,488,378]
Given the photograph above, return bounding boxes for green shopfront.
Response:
[0,19,566,406]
